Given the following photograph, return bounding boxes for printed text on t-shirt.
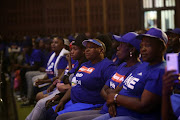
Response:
[123,73,140,89]
[111,72,125,83]
[78,66,95,74]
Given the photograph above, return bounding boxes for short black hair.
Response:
[53,36,64,44]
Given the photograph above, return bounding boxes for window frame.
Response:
[142,0,176,30]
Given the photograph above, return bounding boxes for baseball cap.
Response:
[170,28,180,35]
[82,39,106,52]
[114,32,141,52]
[138,28,168,44]
[71,34,88,48]
[112,35,121,41]
[68,35,75,42]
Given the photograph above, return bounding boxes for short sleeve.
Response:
[102,63,117,83]
[25,55,29,64]
[144,70,164,96]
[105,79,111,87]
[68,61,79,74]
[57,56,68,69]
[171,94,180,118]
[33,50,42,63]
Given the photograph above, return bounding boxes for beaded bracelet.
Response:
[114,94,118,103]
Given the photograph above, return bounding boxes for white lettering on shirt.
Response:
[78,66,95,74]
[76,73,83,77]
[124,73,140,89]
[77,80,81,85]
[110,81,116,89]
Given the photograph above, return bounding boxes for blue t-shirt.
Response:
[46,56,57,79]
[100,62,141,114]
[111,53,122,66]
[115,61,166,119]
[45,55,68,79]
[57,56,68,70]
[71,58,116,104]
[170,94,180,118]
[25,49,44,67]
[43,51,54,68]
[106,62,141,89]
[68,60,79,74]
[64,59,78,75]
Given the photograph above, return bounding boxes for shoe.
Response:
[20,100,34,107]
[20,96,28,102]
[15,95,22,102]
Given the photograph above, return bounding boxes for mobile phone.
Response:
[166,53,179,83]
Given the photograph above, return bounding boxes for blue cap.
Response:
[114,32,141,52]
[68,35,75,42]
[82,39,103,47]
[139,28,168,44]
[82,39,106,52]
[170,28,180,35]
[112,35,121,41]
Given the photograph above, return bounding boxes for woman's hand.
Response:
[106,88,116,95]
[106,93,116,106]
[35,79,44,86]
[55,101,64,113]
[108,104,117,117]
[45,95,60,108]
[57,83,71,92]
[65,53,71,62]
[162,70,180,95]
[47,84,55,93]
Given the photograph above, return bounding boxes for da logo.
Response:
[47,63,54,70]
[111,73,125,83]
[110,81,116,89]
[123,73,140,89]
[78,66,95,74]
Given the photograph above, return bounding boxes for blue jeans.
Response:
[45,108,58,120]
[93,113,139,120]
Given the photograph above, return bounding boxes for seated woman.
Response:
[56,32,142,120]
[93,28,168,120]
[25,34,87,120]
[45,38,117,120]
[32,36,69,98]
